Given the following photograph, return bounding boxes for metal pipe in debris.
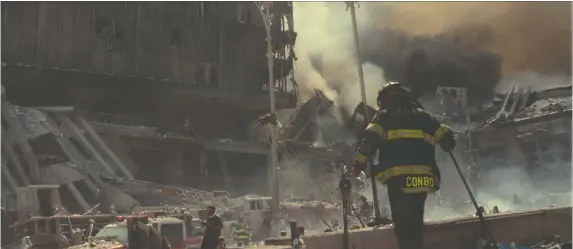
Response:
[346,1,382,223]
[448,152,498,249]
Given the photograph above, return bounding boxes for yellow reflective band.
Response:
[401,187,435,194]
[366,123,386,138]
[434,124,451,143]
[387,129,425,140]
[376,165,434,183]
[387,129,437,145]
[356,153,368,164]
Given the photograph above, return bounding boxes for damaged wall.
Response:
[0,103,140,213]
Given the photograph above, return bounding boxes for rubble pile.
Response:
[515,96,572,119]
[66,238,124,249]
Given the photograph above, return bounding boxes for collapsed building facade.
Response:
[1,2,298,212]
[456,86,572,191]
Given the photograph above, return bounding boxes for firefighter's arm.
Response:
[352,114,385,176]
[433,122,456,152]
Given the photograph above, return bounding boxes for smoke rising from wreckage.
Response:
[0,1,572,248]
[289,1,572,222]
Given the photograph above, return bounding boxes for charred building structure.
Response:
[1,2,298,209]
[451,86,572,190]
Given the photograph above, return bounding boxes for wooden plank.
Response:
[58,3,75,69]
[19,2,40,65]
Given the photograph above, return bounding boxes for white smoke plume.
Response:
[293,2,388,115]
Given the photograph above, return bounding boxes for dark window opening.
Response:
[95,14,110,35]
[68,138,91,159]
[238,7,253,24]
[37,189,54,217]
[209,66,218,87]
[169,26,182,47]
[195,64,206,84]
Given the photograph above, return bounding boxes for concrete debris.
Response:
[2,80,571,249]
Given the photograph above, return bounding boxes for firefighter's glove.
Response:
[439,131,456,153]
[255,113,278,126]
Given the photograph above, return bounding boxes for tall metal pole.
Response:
[346,1,382,222]
[339,168,351,249]
[256,1,280,223]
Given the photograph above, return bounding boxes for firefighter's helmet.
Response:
[376,81,412,108]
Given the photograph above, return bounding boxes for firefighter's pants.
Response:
[388,187,428,249]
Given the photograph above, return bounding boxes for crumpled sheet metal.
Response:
[512,96,572,120]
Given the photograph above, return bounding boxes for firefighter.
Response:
[352,81,456,249]
[233,225,251,246]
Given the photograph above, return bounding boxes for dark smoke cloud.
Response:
[364,2,572,76]
[293,2,572,110]
[360,29,502,104]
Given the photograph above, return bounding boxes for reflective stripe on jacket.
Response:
[355,106,455,193]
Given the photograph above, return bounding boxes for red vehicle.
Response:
[94,216,225,249]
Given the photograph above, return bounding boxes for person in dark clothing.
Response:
[352,81,456,249]
[201,206,223,249]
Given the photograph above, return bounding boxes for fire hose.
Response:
[449,152,499,249]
